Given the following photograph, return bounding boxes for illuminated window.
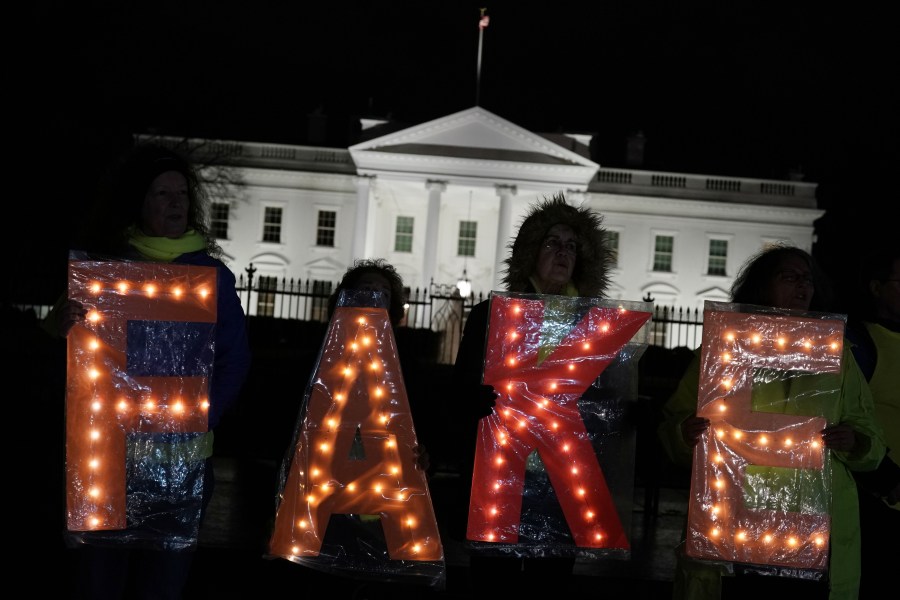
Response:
[311,280,333,321]
[605,230,620,268]
[653,235,674,272]
[317,210,336,247]
[707,239,728,276]
[210,202,229,240]
[263,207,282,243]
[395,216,414,252]
[257,276,278,316]
[458,220,477,257]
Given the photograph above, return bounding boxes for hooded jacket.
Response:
[448,192,614,540]
[501,192,613,298]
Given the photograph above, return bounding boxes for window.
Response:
[317,210,336,247]
[311,279,333,321]
[653,235,674,272]
[210,202,229,240]
[394,216,414,252]
[458,220,477,257]
[256,276,278,317]
[263,207,282,243]
[707,239,728,276]
[605,230,620,268]
[648,320,669,348]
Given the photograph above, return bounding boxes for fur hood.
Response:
[501,192,612,298]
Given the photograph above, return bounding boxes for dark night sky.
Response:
[12,2,898,309]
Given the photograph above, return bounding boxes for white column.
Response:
[423,180,446,290]
[492,184,517,289]
[351,175,374,258]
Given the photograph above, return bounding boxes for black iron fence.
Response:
[235,265,704,363]
[8,267,704,363]
[644,303,705,351]
[236,267,484,364]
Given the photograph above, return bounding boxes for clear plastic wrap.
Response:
[268,289,445,590]
[466,293,652,560]
[685,301,845,578]
[64,256,217,551]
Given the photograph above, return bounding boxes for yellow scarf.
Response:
[128,228,205,262]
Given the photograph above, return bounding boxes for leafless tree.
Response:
[135,134,249,207]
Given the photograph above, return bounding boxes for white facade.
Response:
[153,106,821,311]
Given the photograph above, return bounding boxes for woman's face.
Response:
[764,254,814,311]
[141,171,189,238]
[533,223,577,294]
[354,272,392,307]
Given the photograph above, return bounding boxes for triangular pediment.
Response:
[696,286,730,299]
[349,107,598,186]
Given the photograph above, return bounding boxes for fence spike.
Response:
[232,265,704,352]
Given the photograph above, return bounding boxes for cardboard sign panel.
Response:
[269,295,444,587]
[65,259,216,542]
[468,293,651,555]
[686,303,843,571]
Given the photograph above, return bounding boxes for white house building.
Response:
[151,106,821,316]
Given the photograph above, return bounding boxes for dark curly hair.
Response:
[730,244,833,311]
[78,143,221,258]
[327,259,407,326]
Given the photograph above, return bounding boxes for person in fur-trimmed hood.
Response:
[501,192,613,298]
[446,192,614,595]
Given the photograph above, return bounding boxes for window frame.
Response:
[706,238,729,276]
[310,279,333,321]
[652,234,675,273]
[604,229,621,268]
[316,209,337,248]
[256,275,278,316]
[394,215,414,253]
[262,205,283,244]
[210,201,230,240]
[457,220,477,257]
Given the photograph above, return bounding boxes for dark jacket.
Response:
[449,297,492,540]
[175,251,251,430]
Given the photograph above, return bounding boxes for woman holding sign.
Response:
[450,192,617,597]
[45,143,251,599]
[658,245,885,600]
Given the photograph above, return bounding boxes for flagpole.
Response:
[476,8,489,106]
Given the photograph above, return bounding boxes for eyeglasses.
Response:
[542,237,577,256]
[777,270,814,286]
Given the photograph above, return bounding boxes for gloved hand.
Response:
[474,384,498,418]
[821,422,859,452]
[59,299,87,337]
[680,414,710,446]
[42,298,86,339]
